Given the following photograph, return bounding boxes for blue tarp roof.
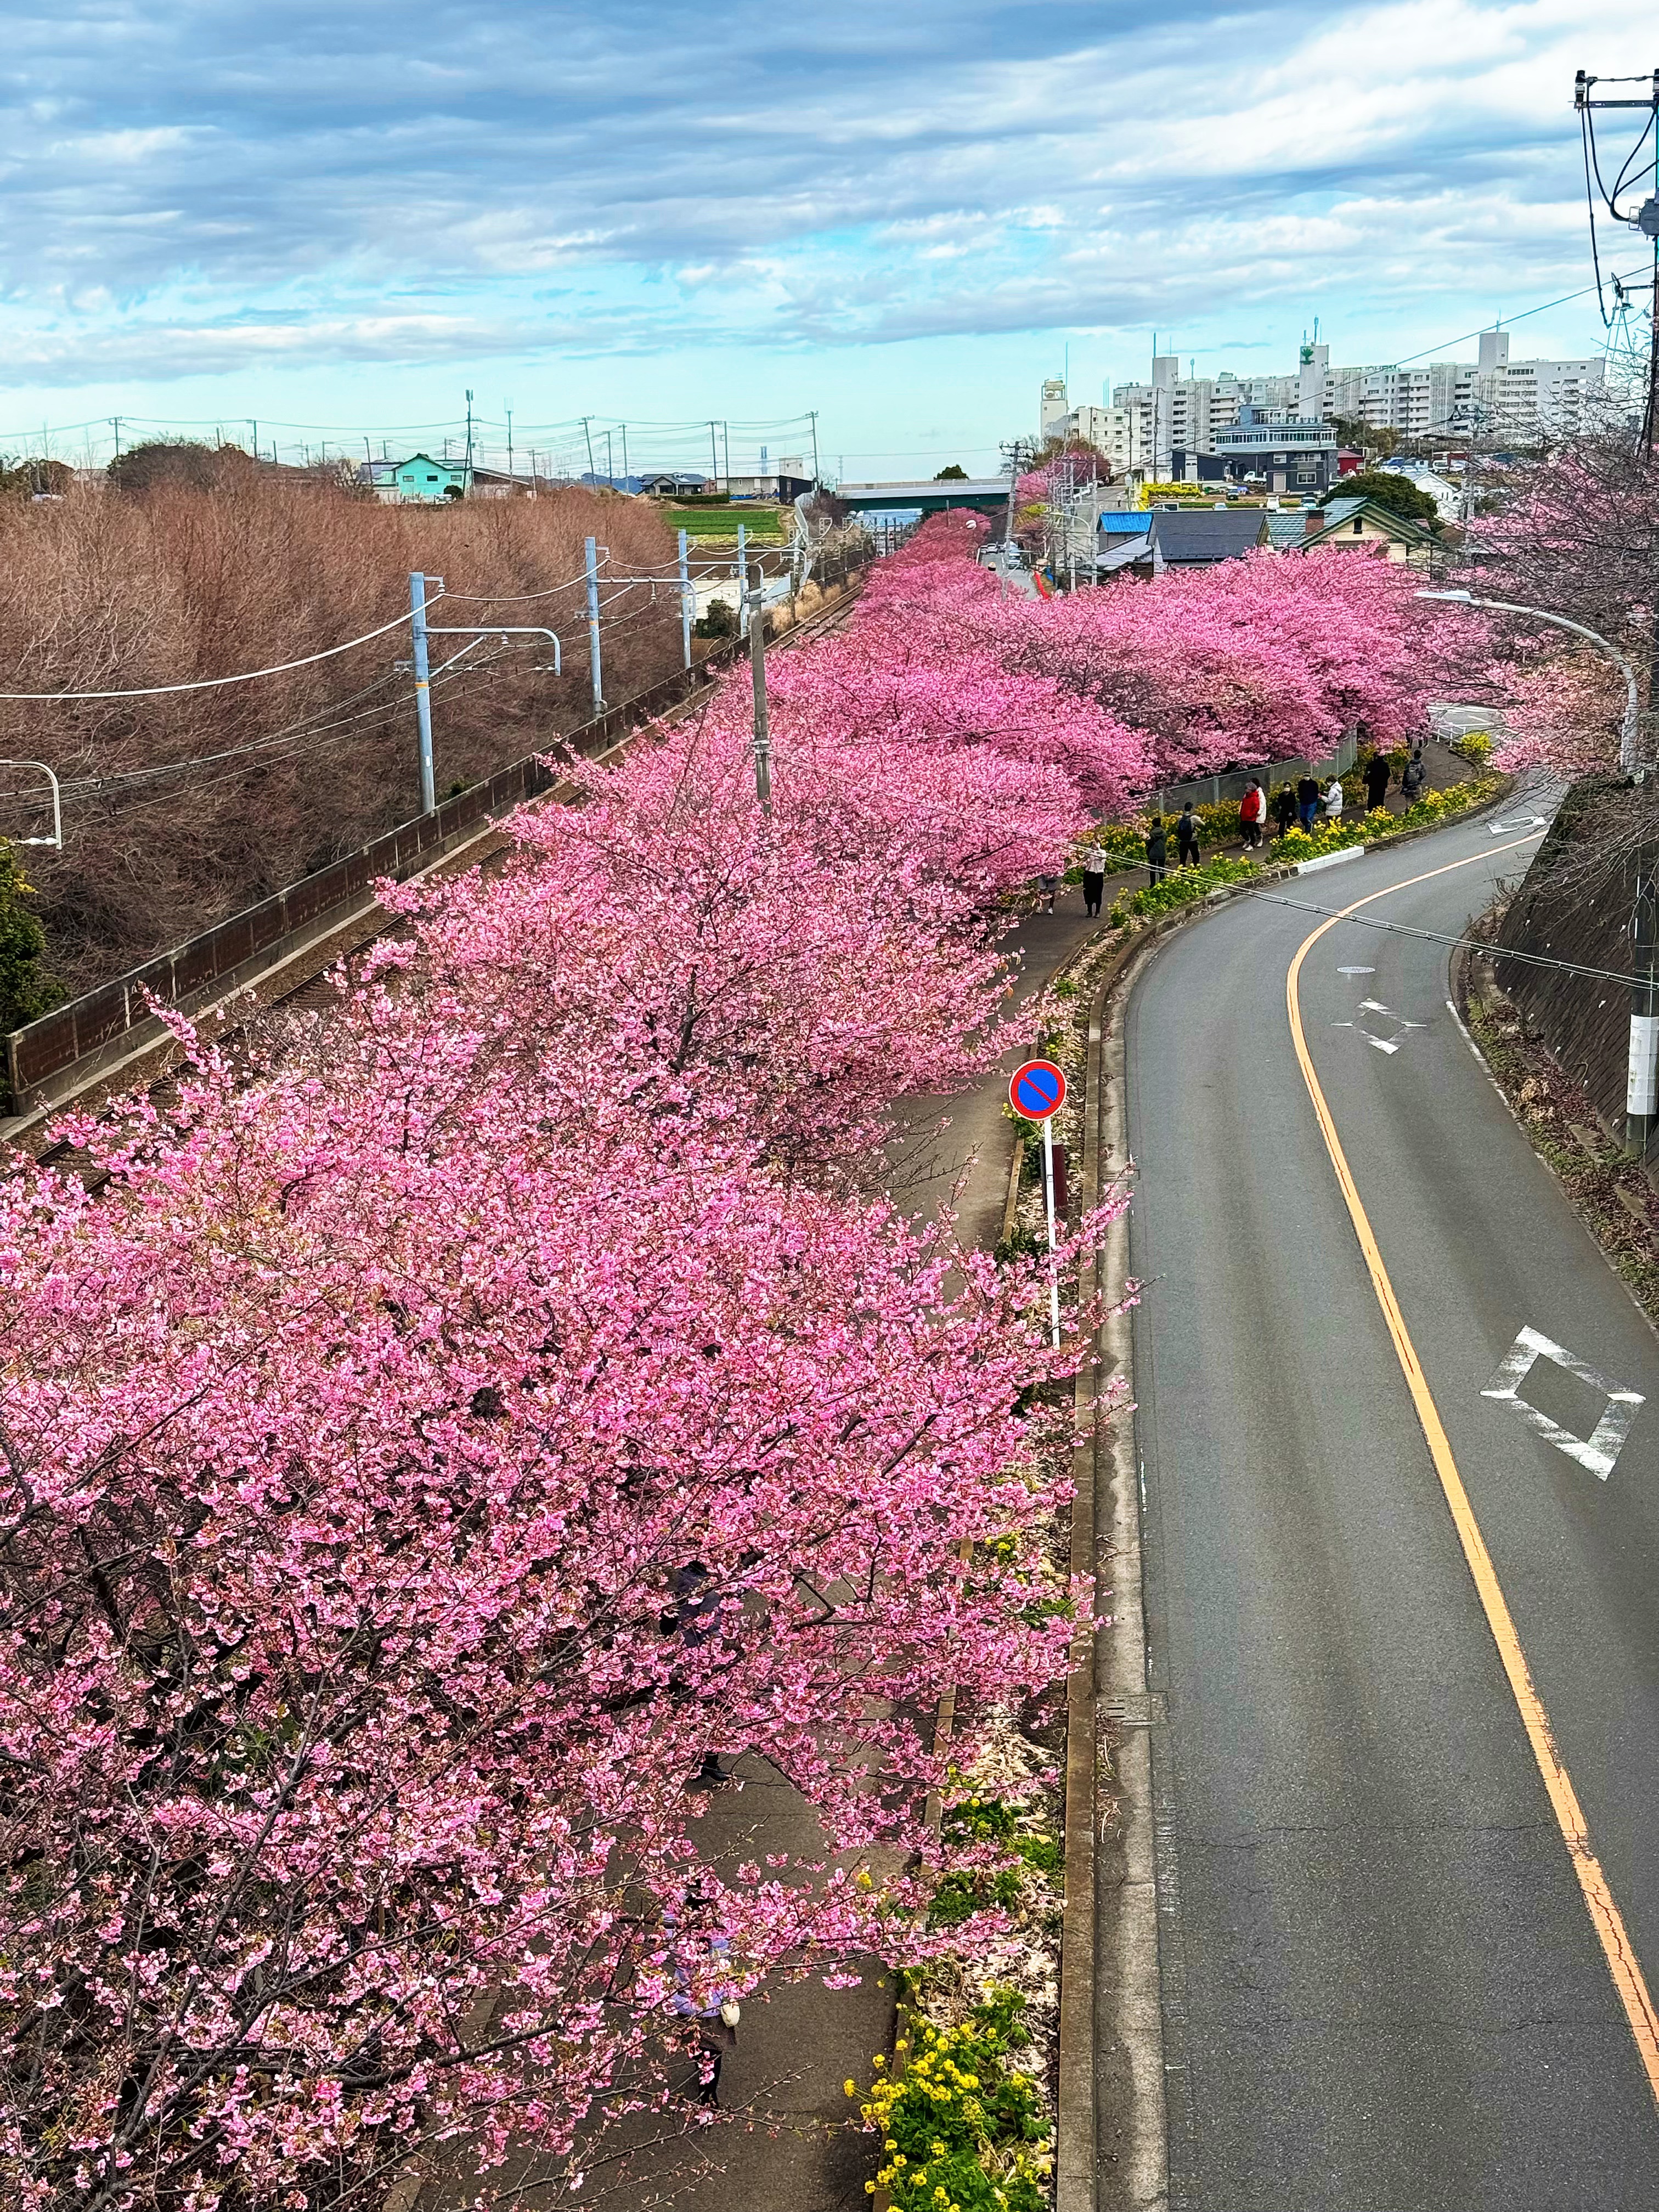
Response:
[1098,512,1153,533]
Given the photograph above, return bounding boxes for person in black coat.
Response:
[1296,775,1321,831]
[1145,817,1167,884]
[1363,751,1391,812]
[1176,803,1201,868]
[1272,781,1297,838]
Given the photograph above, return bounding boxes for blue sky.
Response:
[0,0,1649,475]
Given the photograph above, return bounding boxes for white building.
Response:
[1040,378,1070,440]
[1327,329,1604,441]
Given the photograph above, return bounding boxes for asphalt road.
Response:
[1126,802,1659,2208]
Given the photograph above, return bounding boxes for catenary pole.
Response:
[409,572,436,814]
[585,535,604,714]
[678,528,693,669]
[747,556,771,813]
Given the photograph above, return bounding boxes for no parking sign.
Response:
[1008,1059,1066,1347]
[1009,1058,1066,1121]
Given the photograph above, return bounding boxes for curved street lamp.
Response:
[1415,587,1641,776]
[1419,591,1657,1152]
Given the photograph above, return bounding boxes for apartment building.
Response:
[1046,325,1604,476]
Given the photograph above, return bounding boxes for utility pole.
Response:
[809,409,820,486]
[1576,70,1659,449]
[1630,870,1659,1154]
[723,421,731,492]
[410,572,437,814]
[529,445,538,498]
[110,417,122,466]
[604,429,614,486]
[506,403,514,486]
[709,421,719,488]
[620,422,629,484]
[736,523,747,631]
[747,556,772,813]
[585,535,604,714]
[464,390,475,492]
[583,417,597,483]
[678,528,693,668]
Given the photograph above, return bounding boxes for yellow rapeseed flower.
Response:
[844,2079,857,2097]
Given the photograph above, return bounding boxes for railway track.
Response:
[16,571,867,1159]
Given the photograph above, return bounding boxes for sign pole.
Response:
[1042,1116,1060,1347]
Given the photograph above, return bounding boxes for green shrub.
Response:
[1,839,63,1056]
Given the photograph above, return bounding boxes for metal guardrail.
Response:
[4,563,866,1118]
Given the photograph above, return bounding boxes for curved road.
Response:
[1126,803,1659,2208]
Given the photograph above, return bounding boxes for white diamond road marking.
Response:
[1480,1325,1644,1481]
[1337,965,1376,975]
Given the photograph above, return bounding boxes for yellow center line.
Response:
[1285,833,1659,2109]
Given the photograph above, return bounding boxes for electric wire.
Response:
[0,605,418,702]
[1239,883,1637,989]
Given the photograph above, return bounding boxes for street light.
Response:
[1415,588,1641,776]
[1418,589,1655,1154]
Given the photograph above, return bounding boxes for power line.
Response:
[0,605,417,703]
[1238,881,1647,990]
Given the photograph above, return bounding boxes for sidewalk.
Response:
[608,886,1110,2212]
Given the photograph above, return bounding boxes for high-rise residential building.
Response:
[1327,329,1603,439]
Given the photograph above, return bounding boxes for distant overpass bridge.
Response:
[837,478,1008,517]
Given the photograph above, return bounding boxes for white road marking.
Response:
[1481,1324,1644,1481]
[1489,816,1549,836]
[1367,1035,1400,1054]
[1337,965,1376,975]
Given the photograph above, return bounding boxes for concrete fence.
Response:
[1152,729,1359,816]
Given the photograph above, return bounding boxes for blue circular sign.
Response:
[1009,1058,1066,1120]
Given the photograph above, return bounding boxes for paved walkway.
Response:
[610,886,1110,2211]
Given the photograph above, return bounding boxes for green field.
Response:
[664,505,787,540]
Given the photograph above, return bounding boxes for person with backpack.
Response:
[1296,774,1321,831]
[1239,781,1265,850]
[1401,745,1427,801]
[1176,803,1201,868]
[1145,816,1167,884]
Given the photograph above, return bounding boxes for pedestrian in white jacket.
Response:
[1324,777,1345,821]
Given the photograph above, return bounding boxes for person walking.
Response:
[1037,870,1060,913]
[1363,750,1391,813]
[1324,775,1345,823]
[1401,744,1427,801]
[667,1888,741,2108]
[1145,816,1167,884]
[1081,838,1108,917]
[1272,780,1297,839]
[1239,781,1265,850]
[1176,802,1201,868]
[1296,774,1321,832]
